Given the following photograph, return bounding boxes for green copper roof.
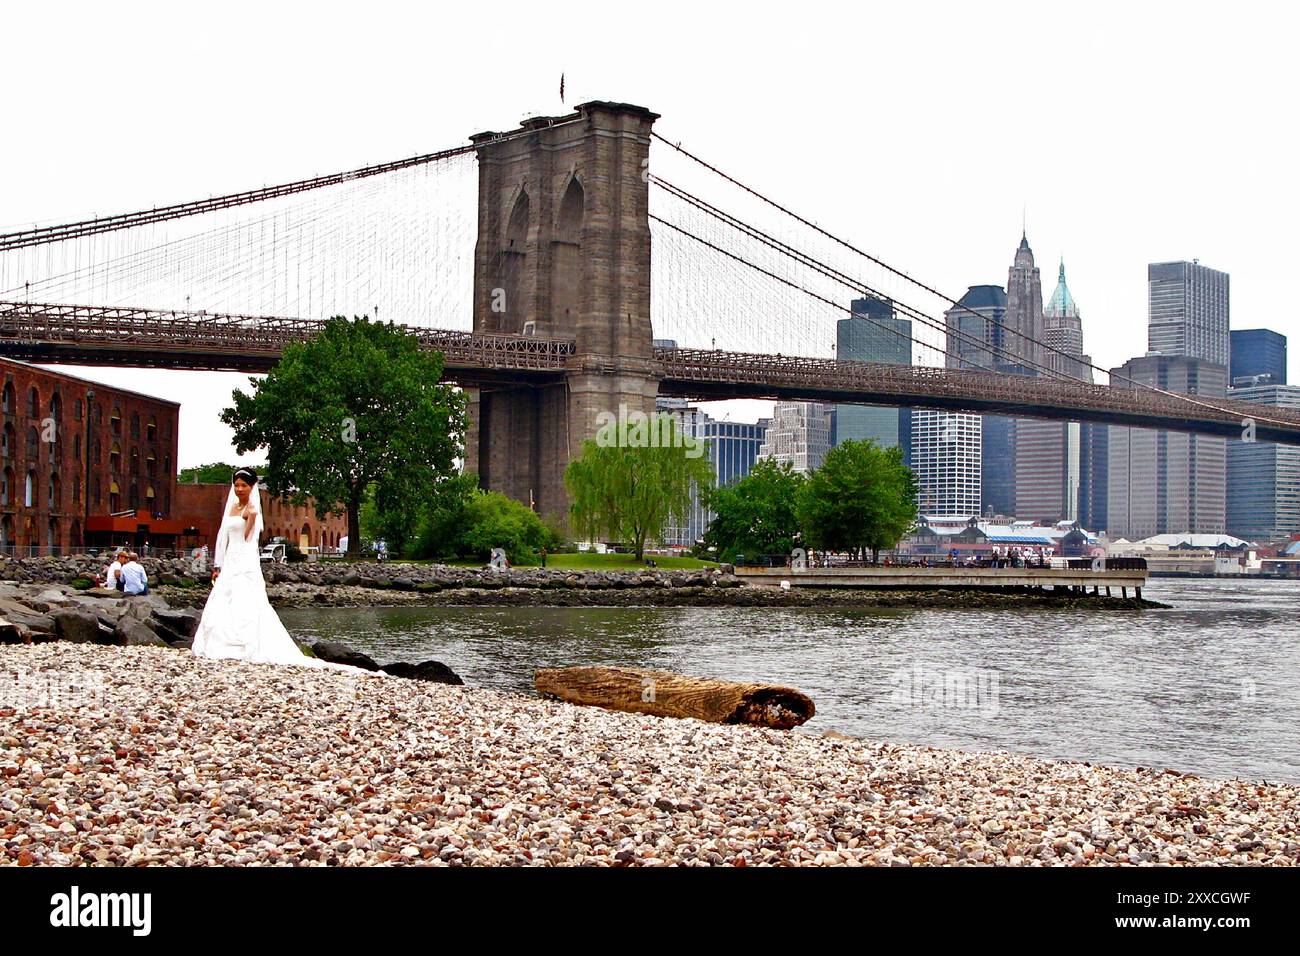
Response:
[1045,259,1079,318]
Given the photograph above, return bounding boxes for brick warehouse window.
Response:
[1,467,9,504]
[110,406,121,436]
[25,470,35,508]
[26,426,38,460]
[1,424,10,459]
[27,387,39,418]
[110,442,121,472]
[74,398,82,422]
[130,412,140,439]
[1,383,12,413]
[147,415,157,441]
[130,447,139,475]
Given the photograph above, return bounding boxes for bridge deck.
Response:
[3,301,1299,445]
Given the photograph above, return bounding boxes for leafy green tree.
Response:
[406,473,479,560]
[178,461,241,484]
[702,458,805,562]
[457,490,561,565]
[564,416,712,562]
[222,316,466,554]
[797,439,918,563]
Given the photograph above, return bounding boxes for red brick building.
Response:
[175,482,348,554]
[1,358,180,554]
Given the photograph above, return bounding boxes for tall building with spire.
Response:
[1043,260,1093,380]
[1015,260,1098,525]
[1005,232,1047,372]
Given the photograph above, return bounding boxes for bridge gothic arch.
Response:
[549,175,585,341]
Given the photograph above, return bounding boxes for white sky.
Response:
[4,0,1297,467]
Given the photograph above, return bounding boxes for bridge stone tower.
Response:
[464,102,662,526]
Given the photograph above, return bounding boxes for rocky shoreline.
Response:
[2,642,1295,866]
[0,581,462,685]
[1,555,1166,611]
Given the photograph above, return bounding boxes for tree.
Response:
[178,461,241,484]
[458,490,562,565]
[797,439,918,563]
[564,415,712,562]
[222,316,466,555]
[702,457,805,562]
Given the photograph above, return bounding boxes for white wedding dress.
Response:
[190,499,383,677]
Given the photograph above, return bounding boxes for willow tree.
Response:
[222,316,466,554]
[564,414,713,562]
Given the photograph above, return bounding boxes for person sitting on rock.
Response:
[101,550,128,590]
[120,553,149,596]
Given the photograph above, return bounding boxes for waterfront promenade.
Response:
[737,564,1149,597]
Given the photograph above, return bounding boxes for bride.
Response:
[190,467,383,676]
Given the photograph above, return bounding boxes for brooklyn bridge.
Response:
[3,101,1297,519]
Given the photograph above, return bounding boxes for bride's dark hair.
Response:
[232,466,259,486]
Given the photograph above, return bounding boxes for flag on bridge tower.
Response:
[559,73,565,104]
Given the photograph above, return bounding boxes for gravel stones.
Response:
[2,643,1296,867]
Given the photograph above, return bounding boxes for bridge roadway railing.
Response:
[652,347,1300,444]
[0,301,576,372]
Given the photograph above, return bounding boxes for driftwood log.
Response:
[534,665,815,729]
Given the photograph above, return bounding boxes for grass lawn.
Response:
[439,553,717,571]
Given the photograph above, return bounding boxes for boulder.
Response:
[0,619,30,645]
[53,610,109,644]
[378,659,464,685]
[154,608,200,638]
[311,641,379,672]
[113,619,167,647]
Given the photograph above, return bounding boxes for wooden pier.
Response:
[735,565,1148,599]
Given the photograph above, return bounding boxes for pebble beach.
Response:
[2,643,1297,866]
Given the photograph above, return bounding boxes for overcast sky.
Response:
[4,0,1296,467]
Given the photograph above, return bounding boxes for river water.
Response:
[279,577,1300,783]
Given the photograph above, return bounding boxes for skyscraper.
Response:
[654,399,767,548]
[1005,233,1047,372]
[1230,329,1287,385]
[1226,383,1300,541]
[1106,355,1227,538]
[835,295,912,461]
[910,412,982,516]
[1016,260,1092,524]
[944,283,1015,516]
[1042,260,1093,381]
[1147,261,1230,365]
[757,403,832,474]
